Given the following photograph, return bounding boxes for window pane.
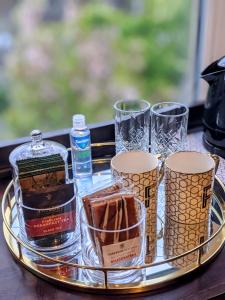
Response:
[0,0,196,139]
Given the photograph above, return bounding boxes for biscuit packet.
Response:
[81,180,141,266]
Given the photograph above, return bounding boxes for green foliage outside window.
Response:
[0,0,192,138]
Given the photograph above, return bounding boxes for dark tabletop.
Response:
[1,132,225,300]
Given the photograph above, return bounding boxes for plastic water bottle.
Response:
[70,114,92,178]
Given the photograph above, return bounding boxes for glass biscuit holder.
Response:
[79,179,146,285]
[80,199,146,285]
[9,130,79,255]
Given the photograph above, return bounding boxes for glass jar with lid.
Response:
[9,130,79,252]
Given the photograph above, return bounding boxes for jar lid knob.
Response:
[30,129,44,151]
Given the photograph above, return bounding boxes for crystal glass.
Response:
[150,102,189,159]
[80,198,146,285]
[114,99,150,153]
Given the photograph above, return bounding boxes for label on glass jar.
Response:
[17,154,76,242]
[25,210,75,238]
[21,183,75,239]
[102,237,141,267]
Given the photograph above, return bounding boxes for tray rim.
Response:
[2,175,225,294]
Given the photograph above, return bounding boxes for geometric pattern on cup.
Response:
[165,167,214,224]
[112,168,158,263]
[164,217,209,268]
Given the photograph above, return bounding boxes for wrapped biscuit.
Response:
[81,181,141,266]
[91,193,139,236]
[82,181,123,230]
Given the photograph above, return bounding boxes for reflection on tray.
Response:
[164,218,209,268]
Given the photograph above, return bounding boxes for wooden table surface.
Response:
[1,132,225,300]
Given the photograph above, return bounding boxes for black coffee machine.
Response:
[201,56,225,158]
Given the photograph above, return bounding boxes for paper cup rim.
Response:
[165,151,215,175]
[111,151,158,174]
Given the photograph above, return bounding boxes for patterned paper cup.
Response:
[111,151,159,263]
[165,151,217,224]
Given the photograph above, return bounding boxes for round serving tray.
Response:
[2,159,225,294]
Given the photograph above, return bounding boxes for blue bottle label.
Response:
[72,134,90,149]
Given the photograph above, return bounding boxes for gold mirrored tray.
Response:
[2,159,225,294]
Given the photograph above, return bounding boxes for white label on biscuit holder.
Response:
[102,237,141,267]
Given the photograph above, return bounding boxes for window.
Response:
[0,0,199,140]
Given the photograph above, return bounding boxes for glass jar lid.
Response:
[9,129,68,169]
